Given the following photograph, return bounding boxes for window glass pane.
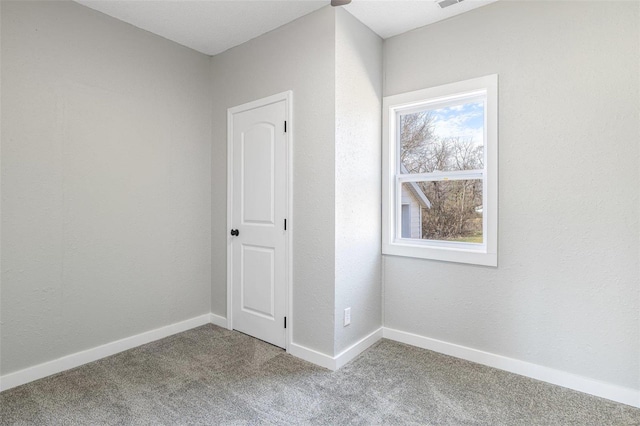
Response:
[400,101,484,173]
[400,180,483,244]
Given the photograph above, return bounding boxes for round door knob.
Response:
[230,229,239,236]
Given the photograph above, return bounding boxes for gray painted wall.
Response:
[334,9,382,354]
[383,1,640,389]
[210,7,337,355]
[1,1,212,375]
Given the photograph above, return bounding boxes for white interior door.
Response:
[228,95,288,348]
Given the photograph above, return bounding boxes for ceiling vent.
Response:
[437,0,464,8]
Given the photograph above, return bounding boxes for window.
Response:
[382,75,498,266]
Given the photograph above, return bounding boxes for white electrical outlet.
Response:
[344,307,351,326]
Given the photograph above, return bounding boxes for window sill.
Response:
[382,242,497,267]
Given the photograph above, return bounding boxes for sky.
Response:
[430,101,484,147]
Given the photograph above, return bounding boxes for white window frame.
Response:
[382,75,498,266]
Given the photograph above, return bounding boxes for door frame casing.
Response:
[226,91,293,351]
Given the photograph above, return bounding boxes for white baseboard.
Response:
[209,313,228,328]
[334,328,383,369]
[0,314,211,392]
[288,343,336,370]
[10,318,631,409]
[383,327,640,408]
[288,327,383,371]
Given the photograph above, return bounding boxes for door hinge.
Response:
[284,317,287,329]
[284,121,287,133]
[284,219,287,230]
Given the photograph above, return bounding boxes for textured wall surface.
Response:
[383,1,640,389]
[334,9,383,355]
[1,1,212,375]
[210,7,337,355]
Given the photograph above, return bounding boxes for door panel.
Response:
[242,124,275,224]
[230,98,287,348]
[241,244,275,319]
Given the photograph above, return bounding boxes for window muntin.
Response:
[382,75,497,266]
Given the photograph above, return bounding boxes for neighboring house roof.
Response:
[401,164,431,209]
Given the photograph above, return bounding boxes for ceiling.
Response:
[75,0,498,56]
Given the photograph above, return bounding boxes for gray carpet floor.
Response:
[1,324,638,425]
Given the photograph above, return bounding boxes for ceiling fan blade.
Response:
[330,0,351,6]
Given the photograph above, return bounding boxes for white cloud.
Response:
[431,104,484,147]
